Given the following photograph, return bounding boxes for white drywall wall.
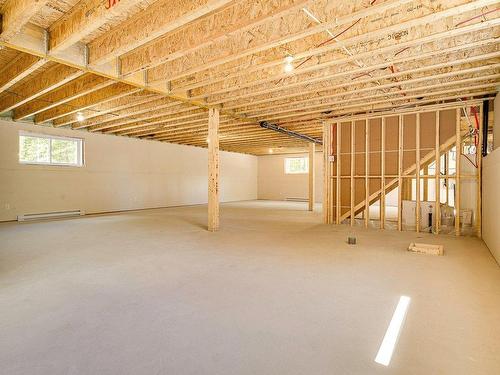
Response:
[258,152,323,203]
[483,136,500,265]
[494,93,499,150]
[0,120,257,222]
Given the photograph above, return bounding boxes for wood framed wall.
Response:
[323,100,484,236]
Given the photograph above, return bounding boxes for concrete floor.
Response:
[0,200,499,375]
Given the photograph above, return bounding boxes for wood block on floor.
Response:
[408,242,444,256]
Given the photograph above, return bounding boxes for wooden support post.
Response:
[336,122,341,224]
[416,113,421,233]
[350,121,355,227]
[455,108,461,236]
[435,111,441,234]
[208,108,219,232]
[365,119,370,228]
[381,117,386,229]
[398,115,403,231]
[322,122,330,224]
[308,142,316,211]
[423,166,429,201]
[477,104,483,238]
[443,151,450,206]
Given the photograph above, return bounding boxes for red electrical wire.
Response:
[455,7,500,27]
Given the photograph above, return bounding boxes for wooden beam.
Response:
[0,64,83,113]
[49,0,144,53]
[435,111,441,234]
[119,0,309,75]
[416,113,421,233]
[0,52,45,93]
[88,0,233,66]
[191,35,499,101]
[336,123,341,224]
[73,98,180,130]
[381,117,386,229]
[455,108,461,236]
[322,122,328,222]
[180,17,498,97]
[350,121,355,227]
[0,0,49,41]
[208,107,219,232]
[398,115,403,231]
[149,0,496,83]
[228,63,500,116]
[308,142,315,211]
[14,74,112,120]
[365,119,369,228]
[477,104,483,238]
[322,122,330,223]
[34,83,140,124]
[53,91,158,127]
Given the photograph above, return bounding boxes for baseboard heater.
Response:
[285,197,308,202]
[17,210,84,222]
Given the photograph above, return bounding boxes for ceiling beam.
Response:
[13,73,112,120]
[148,0,498,84]
[0,52,46,93]
[88,0,234,66]
[88,105,202,132]
[48,0,145,53]
[72,97,181,130]
[118,0,310,75]
[52,92,159,127]
[0,63,83,113]
[145,0,411,81]
[189,30,499,100]
[34,83,141,123]
[0,0,49,41]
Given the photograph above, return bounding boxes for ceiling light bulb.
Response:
[269,149,273,154]
[284,55,294,63]
[206,137,210,143]
[76,112,85,122]
[284,63,294,73]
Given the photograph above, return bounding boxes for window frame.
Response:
[19,131,84,167]
[284,156,309,175]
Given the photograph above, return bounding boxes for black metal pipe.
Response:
[259,121,322,144]
[482,99,489,157]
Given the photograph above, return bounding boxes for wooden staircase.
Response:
[339,132,459,223]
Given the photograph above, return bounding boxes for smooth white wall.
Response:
[258,152,323,203]
[494,93,499,150]
[483,135,500,265]
[0,120,257,222]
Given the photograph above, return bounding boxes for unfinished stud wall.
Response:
[0,120,258,222]
[324,101,484,235]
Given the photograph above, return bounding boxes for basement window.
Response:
[19,132,83,167]
[284,157,308,174]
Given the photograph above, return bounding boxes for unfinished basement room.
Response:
[1,0,500,374]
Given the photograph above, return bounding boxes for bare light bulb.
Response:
[284,55,294,64]
[76,112,85,122]
[284,63,294,73]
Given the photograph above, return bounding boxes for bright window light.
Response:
[19,131,84,167]
[284,157,308,174]
[375,296,411,366]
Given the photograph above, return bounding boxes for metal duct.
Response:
[482,99,489,157]
[259,121,322,144]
